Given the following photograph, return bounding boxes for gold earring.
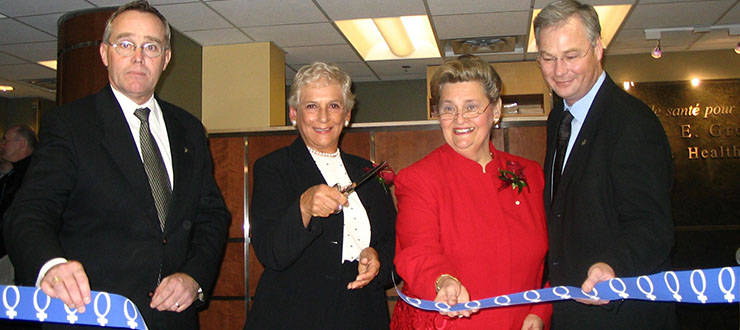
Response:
[291,120,297,126]
[344,120,349,127]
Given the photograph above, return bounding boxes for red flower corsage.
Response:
[498,160,529,194]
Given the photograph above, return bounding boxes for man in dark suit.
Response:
[3,1,230,329]
[0,125,37,224]
[534,1,676,329]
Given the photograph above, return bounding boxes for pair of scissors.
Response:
[332,161,388,213]
[335,161,388,195]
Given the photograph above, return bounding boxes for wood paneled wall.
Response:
[202,122,546,329]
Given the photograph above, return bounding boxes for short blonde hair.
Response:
[429,55,502,107]
[288,62,355,111]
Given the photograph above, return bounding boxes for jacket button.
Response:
[556,214,562,218]
[162,238,167,245]
[148,291,154,297]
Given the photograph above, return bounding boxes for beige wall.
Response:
[158,29,203,119]
[202,42,285,131]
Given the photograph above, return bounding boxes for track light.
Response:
[651,40,662,59]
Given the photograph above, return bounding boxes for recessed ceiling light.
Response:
[336,15,440,61]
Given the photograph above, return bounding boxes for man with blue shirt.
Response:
[535,1,676,329]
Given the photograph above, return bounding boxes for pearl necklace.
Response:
[307,146,340,158]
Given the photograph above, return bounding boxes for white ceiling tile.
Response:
[0,41,57,62]
[609,28,699,52]
[283,44,361,65]
[624,1,736,29]
[316,0,426,20]
[427,0,530,15]
[333,62,375,77]
[691,29,740,50]
[0,0,93,16]
[378,73,427,81]
[208,0,326,27]
[433,11,530,40]
[156,2,232,31]
[17,13,63,36]
[367,58,442,75]
[242,23,344,48]
[0,53,27,66]
[477,53,529,63]
[717,3,739,24]
[0,19,55,44]
[534,0,633,8]
[183,29,252,46]
[0,63,55,80]
[87,0,190,6]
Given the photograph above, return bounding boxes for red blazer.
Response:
[393,142,551,329]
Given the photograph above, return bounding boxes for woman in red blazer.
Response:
[391,56,551,330]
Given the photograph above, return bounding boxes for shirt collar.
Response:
[563,71,606,122]
[110,86,156,115]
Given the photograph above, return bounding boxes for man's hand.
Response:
[40,261,91,313]
[576,262,615,305]
[149,273,200,312]
[347,247,380,289]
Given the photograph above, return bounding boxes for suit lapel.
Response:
[544,102,563,207]
[96,86,154,209]
[554,75,616,202]
[160,100,193,225]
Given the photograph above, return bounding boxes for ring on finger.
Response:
[174,302,180,309]
[51,276,61,286]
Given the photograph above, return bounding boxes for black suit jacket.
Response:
[0,156,31,257]
[245,137,396,330]
[544,75,676,329]
[3,86,230,330]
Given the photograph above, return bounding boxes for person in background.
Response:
[0,124,36,223]
[391,55,551,330]
[0,125,38,330]
[534,1,675,329]
[3,1,230,329]
[245,62,396,330]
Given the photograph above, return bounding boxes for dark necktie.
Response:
[134,107,172,232]
[552,109,574,198]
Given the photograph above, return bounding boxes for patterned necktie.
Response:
[134,107,172,232]
[552,109,573,199]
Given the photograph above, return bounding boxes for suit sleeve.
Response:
[250,156,322,271]
[3,110,76,285]
[394,166,455,300]
[608,112,674,276]
[362,176,397,290]
[180,126,231,297]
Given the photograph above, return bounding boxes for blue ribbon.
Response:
[0,285,147,329]
[396,266,740,312]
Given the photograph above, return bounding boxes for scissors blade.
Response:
[340,161,388,195]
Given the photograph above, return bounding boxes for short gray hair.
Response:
[534,0,601,47]
[102,0,171,49]
[7,124,37,151]
[288,62,355,111]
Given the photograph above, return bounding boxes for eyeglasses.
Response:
[107,40,165,58]
[537,45,593,68]
[434,98,495,121]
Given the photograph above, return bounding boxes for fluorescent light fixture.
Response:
[336,15,440,61]
[38,60,57,70]
[527,4,632,53]
[0,85,14,92]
